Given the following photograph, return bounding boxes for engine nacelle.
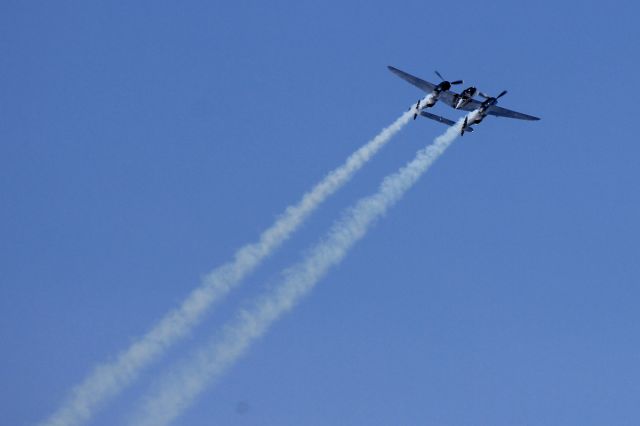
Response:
[424,96,437,108]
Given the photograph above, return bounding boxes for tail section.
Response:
[461,117,468,136]
[413,100,420,120]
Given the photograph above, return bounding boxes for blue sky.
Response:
[2,1,639,425]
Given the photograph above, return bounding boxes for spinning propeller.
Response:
[434,71,463,90]
[479,90,508,102]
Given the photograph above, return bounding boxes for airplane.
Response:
[388,66,540,123]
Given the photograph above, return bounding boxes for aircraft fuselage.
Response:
[453,86,478,109]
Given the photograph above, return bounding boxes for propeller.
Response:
[480,90,508,100]
[435,70,463,86]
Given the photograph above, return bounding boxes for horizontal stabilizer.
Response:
[420,111,455,126]
[420,111,474,132]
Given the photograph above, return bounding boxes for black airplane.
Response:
[388,66,540,126]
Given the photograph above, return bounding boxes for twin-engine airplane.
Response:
[388,66,539,134]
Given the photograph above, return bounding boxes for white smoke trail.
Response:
[128,111,476,426]
[40,97,431,426]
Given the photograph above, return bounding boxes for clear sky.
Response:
[2,1,639,425]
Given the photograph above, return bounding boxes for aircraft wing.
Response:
[486,105,540,120]
[387,66,437,93]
